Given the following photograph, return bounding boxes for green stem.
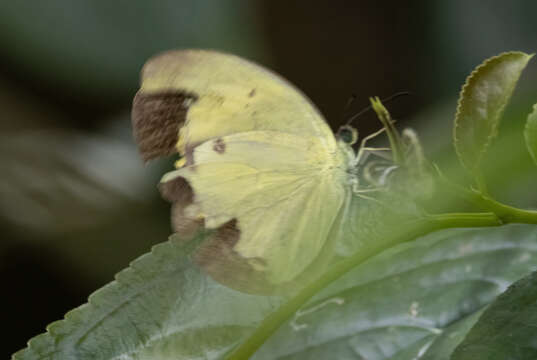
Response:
[476,196,537,224]
[436,171,537,224]
[225,212,500,360]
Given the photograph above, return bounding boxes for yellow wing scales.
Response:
[162,131,348,284]
[139,49,337,154]
[133,49,356,293]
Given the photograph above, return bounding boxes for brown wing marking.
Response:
[132,90,197,162]
[193,219,279,294]
[158,175,203,239]
[160,174,276,294]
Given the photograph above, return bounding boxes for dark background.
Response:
[2,1,537,357]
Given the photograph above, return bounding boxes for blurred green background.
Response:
[2,1,537,357]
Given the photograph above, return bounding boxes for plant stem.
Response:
[225,212,500,359]
[437,171,537,224]
[476,196,537,224]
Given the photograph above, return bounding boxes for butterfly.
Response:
[131,49,405,294]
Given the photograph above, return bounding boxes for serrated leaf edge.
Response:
[11,235,193,360]
[453,51,533,172]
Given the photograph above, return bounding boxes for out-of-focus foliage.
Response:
[524,103,537,165]
[0,123,152,233]
[0,1,265,105]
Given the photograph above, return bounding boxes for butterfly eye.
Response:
[337,125,358,145]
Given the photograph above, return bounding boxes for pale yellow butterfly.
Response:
[132,49,363,294]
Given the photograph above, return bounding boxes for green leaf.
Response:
[524,103,537,165]
[13,220,537,359]
[451,270,537,360]
[453,52,532,174]
[251,225,537,360]
[12,232,281,360]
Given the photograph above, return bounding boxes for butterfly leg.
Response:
[351,188,388,205]
[354,127,389,166]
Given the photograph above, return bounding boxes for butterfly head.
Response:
[336,125,358,145]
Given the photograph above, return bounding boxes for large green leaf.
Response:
[12,232,281,360]
[453,52,532,173]
[13,221,537,359]
[524,103,537,166]
[451,270,537,360]
[251,225,537,359]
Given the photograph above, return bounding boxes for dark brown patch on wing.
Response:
[159,177,255,283]
[194,219,277,294]
[132,90,197,162]
[212,138,226,154]
[159,175,192,203]
[159,176,202,238]
[248,88,256,97]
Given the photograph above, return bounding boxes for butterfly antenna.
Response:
[340,93,358,123]
[345,91,412,126]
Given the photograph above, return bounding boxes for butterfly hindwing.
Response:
[161,131,348,291]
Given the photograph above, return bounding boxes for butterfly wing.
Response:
[132,49,352,293]
[132,49,337,161]
[161,131,349,292]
